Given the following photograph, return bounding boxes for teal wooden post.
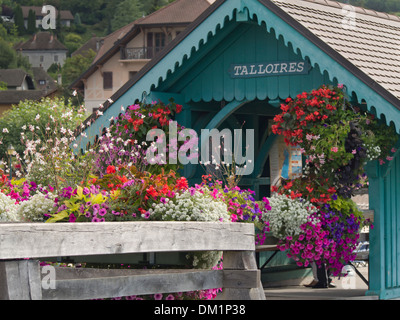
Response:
[365,160,386,299]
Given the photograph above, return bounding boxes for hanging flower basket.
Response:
[267,84,397,275]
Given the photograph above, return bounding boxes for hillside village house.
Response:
[14,32,68,71]
[70,0,215,113]
[21,6,74,28]
[0,68,57,116]
[74,0,400,299]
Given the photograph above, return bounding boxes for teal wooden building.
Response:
[75,0,400,299]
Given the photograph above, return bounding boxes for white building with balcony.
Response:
[70,0,215,113]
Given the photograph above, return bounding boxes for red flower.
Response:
[106,165,116,174]
[283,181,293,190]
[176,177,188,190]
[327,187,336,194]
[146,186,159,198]
[159,116,168,126]
[176,104,183,113]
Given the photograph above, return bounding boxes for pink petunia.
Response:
[154,293,163,300]
[331,147,338,153]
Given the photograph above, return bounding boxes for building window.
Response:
[54,55,58,62]
[103,72,113,90]
[40,56,44,62]
[147,32,166,59]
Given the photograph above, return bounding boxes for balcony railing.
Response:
[121,47,164,60]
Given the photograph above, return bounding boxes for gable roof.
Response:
[31,67,58,93]
[74,0,400,149]
[72,36,104,57]
[70,0,212,90]
[0,69,30,88]
[14,32,68,51]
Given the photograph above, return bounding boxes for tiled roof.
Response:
[0,90,44,104]
[92,21,139,64]
[136,0,212,25]
[31,67,58,93]
[14,32,68,51]
[72,36,104,57]
[272,0,400,99]
[0,69,28,87]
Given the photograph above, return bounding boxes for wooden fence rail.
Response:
[0,221,265,300]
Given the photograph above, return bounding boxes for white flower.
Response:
[2,128,9,133]
[148,188,229,223]
[72,90,77,96]
[0,193,19,222]
[263,194,317,239]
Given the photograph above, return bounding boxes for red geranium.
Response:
[106,165,116,174]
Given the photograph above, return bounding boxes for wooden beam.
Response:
[42,267,223,300]
[216,251,265,300]
[0,260,42,300]
[0,222,255,260]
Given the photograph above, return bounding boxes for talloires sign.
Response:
[228,61,311,79]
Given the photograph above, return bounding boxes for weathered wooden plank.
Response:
[0,260,42,300]
[216,251,266,300]
[39,266,260,300]
[223,270,260,289]
[0,222,255,260]
[41,266,223,300]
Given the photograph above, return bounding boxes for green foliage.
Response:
[0,24,7,39]
[13,4,25,35]
[61,49,96,85]
[63,33,84,55]
[0,38,15,68]
[0,97,82,164]
[110,0,143,32]
[0,80,7,90]
[26,9,36,34]
[74,13,81,25]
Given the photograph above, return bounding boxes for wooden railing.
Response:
[0,221,265,300]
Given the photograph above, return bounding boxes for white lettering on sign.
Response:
[229,61,311,78]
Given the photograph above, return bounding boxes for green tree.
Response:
[111,0,143,32]
[74,13,81,25]
[141,0,169,15]
[27,9,36,34]
[63,33,84,55]
[0,81,7,90]
[0,23,7,39]
[9,52,32,74]
[61,49,96,86]
[13,4,25,35]
[0,38,15,68]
